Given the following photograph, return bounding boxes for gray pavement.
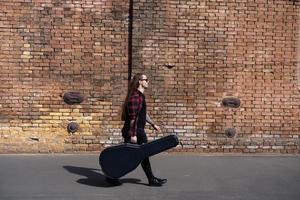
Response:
[0,153,299,200]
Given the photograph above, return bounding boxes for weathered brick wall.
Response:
[132,0,300,153]
[0,0,129,152]
[0,0,299,153]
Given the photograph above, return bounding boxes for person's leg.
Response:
[137,129,167,186]
[141,157,154,180]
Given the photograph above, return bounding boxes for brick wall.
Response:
[0,0,129,152]
[0,0,299,153]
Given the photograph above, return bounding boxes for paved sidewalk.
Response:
[0,153,299,200]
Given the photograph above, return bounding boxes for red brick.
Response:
[0,0,299,153]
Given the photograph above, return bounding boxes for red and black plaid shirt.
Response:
[127,90,144,136]
[128,90,143,121]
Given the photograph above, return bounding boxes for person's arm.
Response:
[146,113,161,132]
[129,120,137,143]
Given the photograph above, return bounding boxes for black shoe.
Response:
[148,177,163,187]
[155,177,167,184]
[105,177,121,186]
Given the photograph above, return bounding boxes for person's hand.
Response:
[153,124,161,133]
[130,136,137,143]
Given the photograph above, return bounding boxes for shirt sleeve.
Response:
[128,93,141,121]
[128,92,142,137]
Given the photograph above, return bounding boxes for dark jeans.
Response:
[124,128,154,180]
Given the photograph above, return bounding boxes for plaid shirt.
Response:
[128,90,144,136]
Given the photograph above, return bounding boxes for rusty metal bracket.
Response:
[67,122,79,133]
[63,92,84,105]
[225,128,236,138]
[222,97,241,108]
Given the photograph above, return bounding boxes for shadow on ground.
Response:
[63,166,146,187]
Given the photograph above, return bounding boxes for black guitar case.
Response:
[99,134,179,179]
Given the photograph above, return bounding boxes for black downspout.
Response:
[128,0,133,83]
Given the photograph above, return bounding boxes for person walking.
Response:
[106,73,167,186]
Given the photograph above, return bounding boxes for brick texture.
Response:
[0,0,299,153]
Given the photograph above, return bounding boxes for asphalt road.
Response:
[0,154,299,200]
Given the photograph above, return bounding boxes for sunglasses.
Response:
[140,78,149,82]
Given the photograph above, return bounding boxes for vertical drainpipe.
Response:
[128,0,133,83]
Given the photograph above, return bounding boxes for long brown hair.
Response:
[121,73,144,121]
